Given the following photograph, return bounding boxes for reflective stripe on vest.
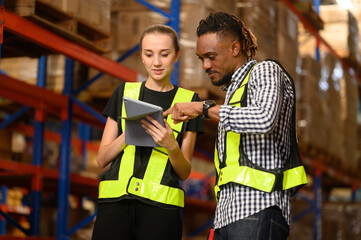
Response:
[99,82,194,207]
[214,63,307,200]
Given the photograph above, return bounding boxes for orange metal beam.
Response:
[3,9,137,82]
[0,159,99,188]
[12,123,100,153]
[0,237,55,240]
[0,74,105,127]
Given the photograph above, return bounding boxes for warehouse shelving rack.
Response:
[280,0,361,239]
[180,0,361,239]
[0,6,136,240]
[0,0,183,239]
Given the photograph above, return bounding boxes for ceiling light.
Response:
[336,0,354,9]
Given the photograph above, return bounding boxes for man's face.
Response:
[196,33,235,86]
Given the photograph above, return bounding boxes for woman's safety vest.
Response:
[98,82,195,207]
[214,61,307,200]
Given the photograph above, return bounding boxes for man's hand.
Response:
[163,102,203,124]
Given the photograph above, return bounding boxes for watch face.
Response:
[202,100,215,119]
[204,100,216,106]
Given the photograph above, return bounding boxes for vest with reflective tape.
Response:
[99,82,195,207]
[214,61,307,200]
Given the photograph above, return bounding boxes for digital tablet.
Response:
[120,97,164,147]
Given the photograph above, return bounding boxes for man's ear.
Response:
[231,41,241,57]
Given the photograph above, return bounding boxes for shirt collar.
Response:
[231,60,257,83]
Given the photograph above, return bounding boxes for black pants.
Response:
[92,199,182,240]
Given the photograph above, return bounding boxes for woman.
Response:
[92,24,204,240]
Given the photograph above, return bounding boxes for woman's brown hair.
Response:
[140,24,180,53]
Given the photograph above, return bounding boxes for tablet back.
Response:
[123,97,164,147]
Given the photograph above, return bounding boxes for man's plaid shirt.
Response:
[214,60,293,229]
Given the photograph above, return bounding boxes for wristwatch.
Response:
[202,100,216,119]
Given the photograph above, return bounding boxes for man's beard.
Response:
[211,71,233,87]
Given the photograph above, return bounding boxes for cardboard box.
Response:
[111,11,167,51]
[276,1,299,41]
[179,43,207,89]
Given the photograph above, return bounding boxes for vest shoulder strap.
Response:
[229,63,257,106]
[168,87,195,133]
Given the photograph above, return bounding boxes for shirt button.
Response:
[135,187,138,191]
[135,182,139,186]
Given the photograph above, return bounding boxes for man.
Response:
[164,12,307,240]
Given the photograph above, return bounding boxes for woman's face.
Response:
[141,33,179,83]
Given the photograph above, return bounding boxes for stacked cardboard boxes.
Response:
[178,2,210,90]
[298,56,327,152]
[340,70,358,172]
[237,0,277,61]
[297,51,359,173]
[299,4,361,66]
[39,0,111,36]
[0,55,65,93]
[321,53,343,161]
[297,4,360,173]
[6,0,111,36]
[111,10,167,52]
[320,5,361,65]
[276,1,299,80]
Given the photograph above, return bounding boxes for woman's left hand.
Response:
[141,116,177,150]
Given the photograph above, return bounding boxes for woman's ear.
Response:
[175,50,181,63]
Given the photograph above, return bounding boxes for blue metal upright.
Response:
[37,56,47,88]
[351,184,357,202]
[78,123,90,171]
[313,0,321,62]
[169,0,180,86]
[0,186,6,234]
[56,57,74,240]
[313,169,322,240]
[29,55,47,235]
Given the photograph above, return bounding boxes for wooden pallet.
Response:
[5,0,111,54]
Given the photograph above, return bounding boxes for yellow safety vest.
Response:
[99,82,195,207]
[214,62,307,200]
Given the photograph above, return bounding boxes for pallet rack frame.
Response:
[0,1,183,239]
[281,0,361,239]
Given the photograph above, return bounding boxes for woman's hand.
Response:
[141,115,195,181]
[141,116,177,150]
